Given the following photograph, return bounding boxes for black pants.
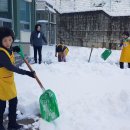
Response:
[0,97,17,126]
[120,62,130,69]
[33,46,42,63]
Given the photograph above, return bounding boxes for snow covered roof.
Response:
[105,10,130,17]
[36,0,56,13]
[36,6,56,13]
[36,0,130,17]
[37,20,48,23]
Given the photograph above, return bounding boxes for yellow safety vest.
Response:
[0,47,17,101]
[120,39,130,62]
[64,47,69,56]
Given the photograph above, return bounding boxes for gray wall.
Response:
[57,10,130,49]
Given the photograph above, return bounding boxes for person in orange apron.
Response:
[119,31,130,69]
[55,40,69,62]
[0,27,35,130]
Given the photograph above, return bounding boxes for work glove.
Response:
[12,46,20,53]
[25,71,36,78]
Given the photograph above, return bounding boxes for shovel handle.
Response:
[23,58,45,91]
[88,45,94,63]
[18,45,45,91]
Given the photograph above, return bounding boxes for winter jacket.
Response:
[120,37,130,62]
[30,31,47,46]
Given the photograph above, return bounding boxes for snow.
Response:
[37,0,130,16]
[12,45,130,130]
[37,20,48,23]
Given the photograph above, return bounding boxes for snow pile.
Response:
[13,45,130,130]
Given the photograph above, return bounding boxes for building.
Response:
[36,0,57,45]
[0,0,36,66]
[58,10,130,48]
[0,0,36,42]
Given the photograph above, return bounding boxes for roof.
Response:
[36,0,130,17]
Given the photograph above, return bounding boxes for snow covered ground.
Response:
[13,45,130,130]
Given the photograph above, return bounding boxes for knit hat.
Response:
[0,27,15,47]
[122,31,129,37]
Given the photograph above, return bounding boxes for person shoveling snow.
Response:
[0,27,35,130]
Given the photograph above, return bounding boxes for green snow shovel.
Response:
[101,49,112,60]
[18,46,60,122]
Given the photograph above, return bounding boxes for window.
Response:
[20,0,30,30]
[0,0,8,12]
[0,19,12,28]
[20,22,30,30]
[51,13,55,23]
[0,20,2,26]
[36,11,48,21]
[3,21,12,28]
[20,0,30,22]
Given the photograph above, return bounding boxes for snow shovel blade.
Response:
[101,49,112,60]
[39,89,60,122]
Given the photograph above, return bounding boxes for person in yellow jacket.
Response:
[119,31,130,69]
[0,27,35,130]
[55,40,69,62]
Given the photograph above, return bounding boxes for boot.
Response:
[0,125,5,130]
[0,117,4,130]
[35,60,37,63]
[8,98,23,130]
[8,122,23,130]
[0,100,6,130]
[128,63,130,68]
[120,62,124,69]
[39,61,41,64]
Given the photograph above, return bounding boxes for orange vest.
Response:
[0,47,17,101]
